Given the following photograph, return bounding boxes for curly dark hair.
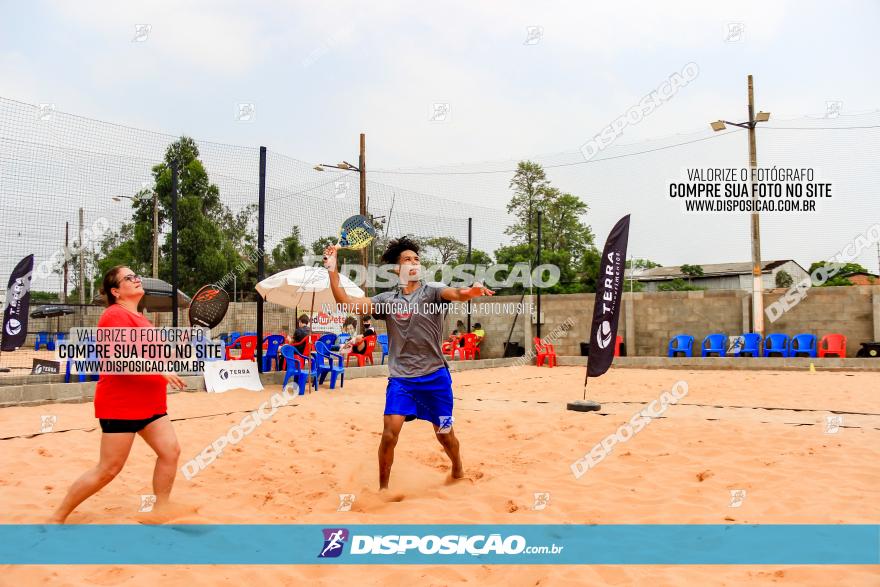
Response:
[381,236,421,265]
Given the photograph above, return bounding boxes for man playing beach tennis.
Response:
[324,236,493,489]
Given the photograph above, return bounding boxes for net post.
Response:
[256,146,267,372]
[171,160,179,327]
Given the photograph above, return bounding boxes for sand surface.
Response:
[1,366,878,585]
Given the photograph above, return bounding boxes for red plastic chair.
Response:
[534,337,557,367]
[454,333,481,360]
[347,335,376,367]
[818,334,847,358]
[442,335,461,358]
[225,335,257,361]
[615,335,623,357]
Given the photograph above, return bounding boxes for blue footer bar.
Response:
[0,524,876,565]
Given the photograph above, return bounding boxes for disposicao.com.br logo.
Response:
[318,528,563,558]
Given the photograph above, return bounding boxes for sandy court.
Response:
[0,347,59,375]
[0,365,878,585]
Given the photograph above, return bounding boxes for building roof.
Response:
[628,260,801,282]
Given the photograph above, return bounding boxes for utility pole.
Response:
[78,208,85,306]
[359,133,367,289]
[710,75,770,337]
[746,75,764,338]
[63,221,69,303]
[314,133,368,291]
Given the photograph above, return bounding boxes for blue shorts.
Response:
[384,368,453,427]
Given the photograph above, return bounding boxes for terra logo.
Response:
[318,528,349,558]
[595,320,612,349]
[219,369,229,380]
[5,318,22,336]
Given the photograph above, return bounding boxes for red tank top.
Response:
[93,304,168,419]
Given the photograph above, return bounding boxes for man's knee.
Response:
[435,430,456,447]
[380,428,400,447]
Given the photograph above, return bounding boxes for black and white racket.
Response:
[189,284,230,329]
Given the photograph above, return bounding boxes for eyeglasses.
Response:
[120,274,142,283]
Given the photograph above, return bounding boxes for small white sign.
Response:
[204,360,264,393]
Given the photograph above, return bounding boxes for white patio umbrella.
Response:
[255,266,364,316]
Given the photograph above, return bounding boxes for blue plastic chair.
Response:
[377,333,389,364]
[280,345,316,395]
[228,331,241,346]
[218,333,230,346]
[318,333,337,349]
[333,333,352,351]
[35,331,52,351]
[763,333,790,358]
[668,335,694,357]
[701,333,727,357]
[313,341,345,389]
[243,331,257,338]
[790,333,817,358]
[55,332,67,343]
[262,335,285,371]
[64,342,100,383]
[731,333,762,357]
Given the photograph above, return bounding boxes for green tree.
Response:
[452,248,493,266]
[576,247,602,293]
[422,236,467,265]
[505,161,549,247]
[808,261,868,287]
[775,270,794,288]
[539,188,595,258]
[680,264,704,279]
[658,278,705,292]
[494,243,580,295]
[99,137,238,295]
[626,259,661,270]
[268,227,306,275]
[30,290,60,302]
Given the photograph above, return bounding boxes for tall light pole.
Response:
[113,190,159,278]
[314,133,368,288]
[711,75,771,337]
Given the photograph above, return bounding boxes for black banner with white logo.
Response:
[2,255,34,352]
[587,215,630,378]
[32,359,61,375]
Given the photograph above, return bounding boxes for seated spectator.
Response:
[289,314,311,353]
[472,322,486,346]
[350,330,375,355]
[342,316,357,337]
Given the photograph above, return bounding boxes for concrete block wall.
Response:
[17,286,880,358]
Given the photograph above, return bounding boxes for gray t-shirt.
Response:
[371,282,450,378]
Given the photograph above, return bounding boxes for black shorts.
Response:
[99,413,167,434]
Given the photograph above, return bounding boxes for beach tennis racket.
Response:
[335,214,376,250]
[323,214,377,262]
[189,284,230,329]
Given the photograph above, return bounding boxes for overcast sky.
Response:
[2,0,879,274]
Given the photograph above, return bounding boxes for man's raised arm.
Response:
[324,245,374,316]
[440,282,495,302]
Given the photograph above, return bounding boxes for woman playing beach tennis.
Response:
[324,237,493,489]
[48,266,186,523]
